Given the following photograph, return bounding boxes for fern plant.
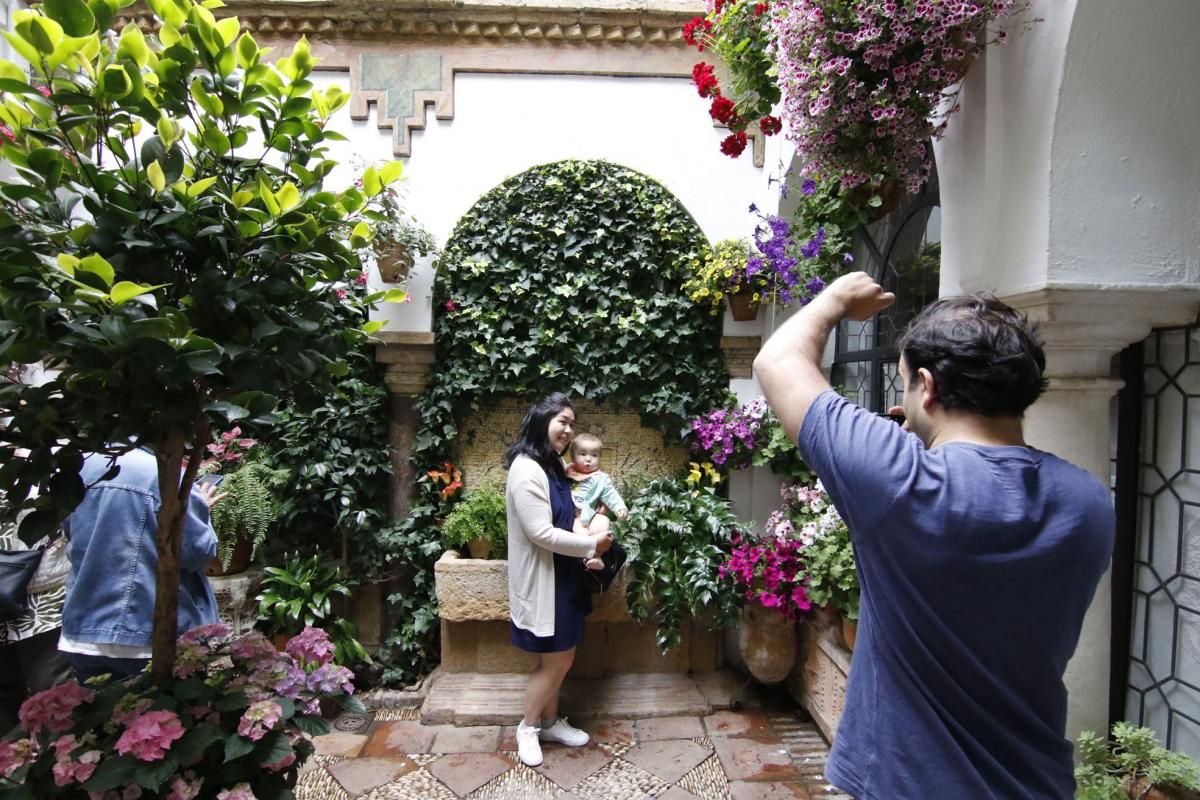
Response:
[440,484,507,559]
[1075,722,1200,800]
[617,476,746,652]
[208,460,290,570]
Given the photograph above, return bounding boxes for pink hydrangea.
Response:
[229,631,278,663]
[51,735,102,786]
[113,694,154,726]
[178,622,230,645]
[0,738,38,778]
[18,681,95,735]
[237,700,282,742]
[216,783,257,799]
[285,626,335,668]
[306,663,354,696]
[262,751,297,772]
[167,773,203,800]
[114,710,186,762]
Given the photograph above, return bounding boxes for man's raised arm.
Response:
[753,272,895,443]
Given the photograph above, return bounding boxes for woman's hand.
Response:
[196,482,227,509]
[592,531,613,556]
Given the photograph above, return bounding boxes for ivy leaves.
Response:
[420,159,729,473]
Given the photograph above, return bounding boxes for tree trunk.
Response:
[149,417,210,684]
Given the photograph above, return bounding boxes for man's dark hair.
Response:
[504,392,574,477]
[897,294,1047,417]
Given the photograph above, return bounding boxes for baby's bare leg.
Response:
[582,514,610,570]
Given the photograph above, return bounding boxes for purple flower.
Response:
[844,253,855,264]
[748,202,758,213]
[801,179,817,195]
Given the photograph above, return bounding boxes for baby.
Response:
[565,433,628,570]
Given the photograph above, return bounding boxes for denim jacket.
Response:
[62,449,218,647]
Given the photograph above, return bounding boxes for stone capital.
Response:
[374,331,436,396]
[1000,286,1200,379]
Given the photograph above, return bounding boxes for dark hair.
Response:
[503,392,573,477]
[897,294,1047,417]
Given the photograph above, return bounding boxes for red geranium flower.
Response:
[720,131,748,158]
[759,115,782,136]
[709,95,736,124]
[692,62,719,99]
[444,300,457,312]
[754,3,768,14]
[682,16,712,51]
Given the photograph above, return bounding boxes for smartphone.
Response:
[878,412,906,426]
[197,473,225,487]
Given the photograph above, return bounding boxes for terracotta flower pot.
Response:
[841,617,858,651]
[204,533,252,577]
[738,603,798,684]
[466,538,491,559]
[377,247,414,284]
[728,291,760,322]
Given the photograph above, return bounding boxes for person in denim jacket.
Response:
[59,448,224,681]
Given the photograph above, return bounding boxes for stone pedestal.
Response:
[210,568,264,636]
[434,550,722,676]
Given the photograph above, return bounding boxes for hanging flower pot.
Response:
[738,602,798,683]
[728,291,760,322]
[377,246,415,284]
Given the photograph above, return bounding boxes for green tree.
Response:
[0,0,405,680]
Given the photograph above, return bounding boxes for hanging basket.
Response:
[377,246,415,284]
[850,178,905,223]
[738,603,798,684]
[728,291,761,322]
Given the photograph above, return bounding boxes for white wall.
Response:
[314,70,783,332]
[1048,0,1200,288]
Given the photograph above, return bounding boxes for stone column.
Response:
[1003,288,1199,741]
[374,332,436,519]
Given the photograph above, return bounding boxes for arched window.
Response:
[831,170,941,412]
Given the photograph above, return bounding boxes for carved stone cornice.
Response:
[1001,285,1200,378]
[115,0,700,44]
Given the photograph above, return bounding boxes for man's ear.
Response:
[917,367,937,410]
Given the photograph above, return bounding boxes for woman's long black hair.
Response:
[503,392,573,478]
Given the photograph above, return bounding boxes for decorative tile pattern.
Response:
[358,767,459,800]
[677,753,733,800]
[469,762,561,800]
[570,758,669,800]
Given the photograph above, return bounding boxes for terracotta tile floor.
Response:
[296,701,850,799]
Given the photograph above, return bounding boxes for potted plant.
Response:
[619,470,745,652]
[1075,722,1200,800]
[440,483,506,560]
[256,553,369,669]
[778,481,859,648]
[357,178,437,285]
[688,395,812,480]
[199,430,289,576]
[720,530,810,683]
[683,238,773,320]
[0,623,362,797]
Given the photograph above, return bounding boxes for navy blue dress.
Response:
[510,469,592,653]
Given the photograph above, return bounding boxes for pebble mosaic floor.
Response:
[296,705,847,799]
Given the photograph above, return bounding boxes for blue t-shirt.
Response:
[798,391,1114,800]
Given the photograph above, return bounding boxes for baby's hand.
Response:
[583,557,605,571]
[617,509,629,521]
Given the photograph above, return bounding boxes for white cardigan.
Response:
[506,454,597,637]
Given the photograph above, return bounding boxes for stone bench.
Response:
[434,550,722,677]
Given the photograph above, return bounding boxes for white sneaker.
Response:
[539,716,589,747]
[516,721,543,766]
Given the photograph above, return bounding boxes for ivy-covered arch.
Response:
[414,159,729,474]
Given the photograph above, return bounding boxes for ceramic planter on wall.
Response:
[728,291,760,322]
[205,532,252,577]
[377,246,415,284]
